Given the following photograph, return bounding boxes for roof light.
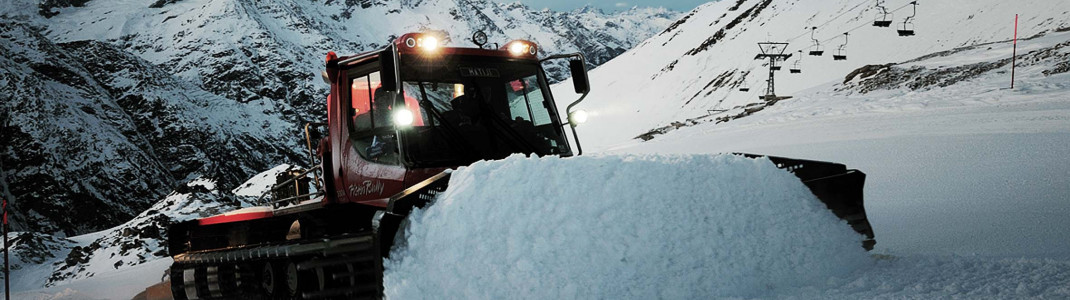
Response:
[402,34,441,53]
[421,36,439,51]
[325,51,337,64]
[509,42,528,56]
[503,40,538,57]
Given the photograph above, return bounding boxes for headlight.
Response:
[421,36,439,51]
[502,40,538,57]
[393,109,415,127]
[404,35,440,52]
[569,110,588,125]
[509,42,527,56]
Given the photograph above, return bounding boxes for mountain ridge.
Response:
[0,0,679,236]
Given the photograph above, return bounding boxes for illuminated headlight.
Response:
[406,36,439,52]
[568,110,588,125]
[421,36,439,51]
[393,109,415,127]
[509,43,528,56]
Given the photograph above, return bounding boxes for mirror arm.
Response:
[542,52,590,156]
[564,92,588,156]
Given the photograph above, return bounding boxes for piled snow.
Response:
[232,164,293,197]
[384,154,870,299]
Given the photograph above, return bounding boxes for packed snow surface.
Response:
[384,154,871,299]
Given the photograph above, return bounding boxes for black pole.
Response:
[767,57,776,97]
[2,110,9,300]
[3,197,8,300]
[1012,14,1018,89]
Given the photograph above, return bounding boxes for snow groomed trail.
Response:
[383,154,871,299]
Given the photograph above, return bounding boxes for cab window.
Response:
[349,70,399,165]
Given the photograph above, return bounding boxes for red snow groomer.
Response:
[167,31,876,300]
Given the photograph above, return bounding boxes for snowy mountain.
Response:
[6,0,1070,298]
[0,21,299,237]
[3,166,286,291]
[555,0,1070,150]
[0,0,679,236]
[546,0,1070,273]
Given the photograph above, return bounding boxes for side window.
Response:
[349,70,399,165]
[368,72,391,129]
[505,75,552,126]
[351,75,373,131]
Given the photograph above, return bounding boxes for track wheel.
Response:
[262,261,287,299]
[286,260,322,299]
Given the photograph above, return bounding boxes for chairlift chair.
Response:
[833,33,848,61]
[898,20,916,36]
[807,27,824,56]
[873,0,893,27]
[898,1,918,36]
[790,50,802,73]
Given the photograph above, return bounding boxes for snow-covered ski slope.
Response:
[554,0,1070,148]
[606,29,1070,259]
[552,0,1070,259]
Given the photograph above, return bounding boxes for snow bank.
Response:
[232,164,293,197]
[384,154,870,299]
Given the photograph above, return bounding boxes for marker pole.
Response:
[1011,14,1018,89]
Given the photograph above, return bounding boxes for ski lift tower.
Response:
[755,42,792,101]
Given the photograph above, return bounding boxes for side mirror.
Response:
[569,59,590,94]
[379,48,399,92]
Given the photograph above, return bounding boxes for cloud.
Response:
[615,2,629,8]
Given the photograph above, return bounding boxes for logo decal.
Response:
[348,180,385,197]
[460,67,500,78]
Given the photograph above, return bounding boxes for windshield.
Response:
[397,55,571,167]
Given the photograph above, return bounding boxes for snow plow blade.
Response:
[743,154,876,250]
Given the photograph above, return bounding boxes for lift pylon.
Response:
[756,42,792,101]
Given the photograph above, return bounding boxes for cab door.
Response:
[341,65,408,207]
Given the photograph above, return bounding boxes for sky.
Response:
[491,0,710,12]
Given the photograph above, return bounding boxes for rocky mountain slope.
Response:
[0,0,679,236]
[3,167,285,290]
[0,22,298,236]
